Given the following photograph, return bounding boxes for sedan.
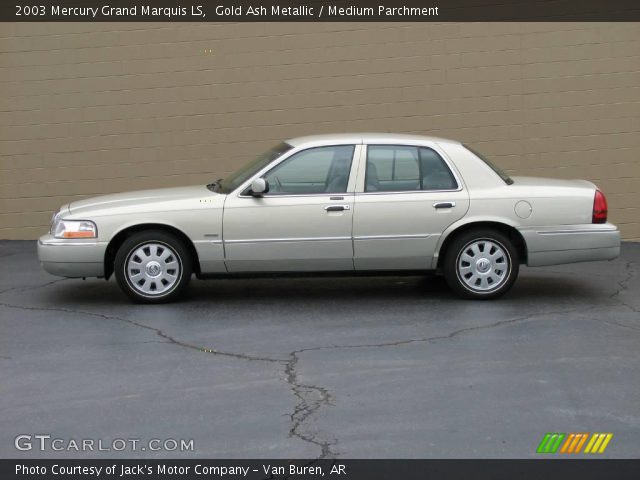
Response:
[38,133,620,302]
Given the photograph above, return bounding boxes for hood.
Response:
[510,176,596,190]
[68,185,215,216]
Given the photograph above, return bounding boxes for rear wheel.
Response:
[443,229,519,299]
[114,230,192,303]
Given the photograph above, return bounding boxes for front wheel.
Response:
[114,230,192,303]
[443,229,519,299]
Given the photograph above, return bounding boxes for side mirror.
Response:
[250,178,269,196]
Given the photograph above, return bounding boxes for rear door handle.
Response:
[324,205,350,212]
[433,201,456,209]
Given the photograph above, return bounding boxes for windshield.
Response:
[211,142,294,194]
[464,144,514,185]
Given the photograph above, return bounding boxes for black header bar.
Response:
[2,0,640,22]
[3,459,640,480]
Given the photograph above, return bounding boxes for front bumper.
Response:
[519,223,621,267]
[38,234,107,278]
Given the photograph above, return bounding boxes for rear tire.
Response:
[114,230,192,304]
[443,229,519,299]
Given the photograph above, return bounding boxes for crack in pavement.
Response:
[610,261,639,313]
[600,319,640,332]
[0,278,69,296]
[0,302,285,364]
[281,304,597,460]
[290,306,593,355]
[0,296,335,459]
[0,279,336,457]
[0,297,335,458]
[285,351,337,459]
[0,251,26,259]
[2,263,638,460]
[281,296,640,459]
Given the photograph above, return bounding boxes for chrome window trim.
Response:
[356,188,462,196]
[237,192,356,199]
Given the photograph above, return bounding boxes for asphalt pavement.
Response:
[1,240,639,459]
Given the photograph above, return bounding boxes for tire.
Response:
[443,228,519,299]
[114,230,192,303]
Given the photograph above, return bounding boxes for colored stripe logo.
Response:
[537,433,613,454]
[584,433,614,453]
[536,433,565,453]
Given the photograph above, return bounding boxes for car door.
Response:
[223,144,360,272]
[353,143,469,270]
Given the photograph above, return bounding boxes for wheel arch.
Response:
[104,223,201,280]
[435,219,527,271]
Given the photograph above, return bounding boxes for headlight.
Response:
[52,219,97,239]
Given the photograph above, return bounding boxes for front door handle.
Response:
[324,205,351,212]
[433,201,456,209]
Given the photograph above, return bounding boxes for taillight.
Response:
[592,190,608,224]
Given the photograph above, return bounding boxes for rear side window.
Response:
[365,145,457,192]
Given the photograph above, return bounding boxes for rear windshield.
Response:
[464,145,514,185]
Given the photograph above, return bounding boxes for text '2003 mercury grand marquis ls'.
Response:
[39,133,621,303]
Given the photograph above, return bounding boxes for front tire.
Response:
[443,229,519,299]
[114,230,192,303]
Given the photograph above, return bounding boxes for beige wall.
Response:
[1,22,639,240]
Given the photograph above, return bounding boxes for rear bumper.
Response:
[518,223,620,267]
[37,234,106,278]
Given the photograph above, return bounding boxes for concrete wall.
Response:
[1,22,639,240]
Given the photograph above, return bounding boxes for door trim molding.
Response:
[225,236,351,244]
[354,233,432,240]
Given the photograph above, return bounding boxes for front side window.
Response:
[217,142,293,193]
[365,145,457,192]
[263,145,355,194]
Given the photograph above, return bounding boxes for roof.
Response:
[285,133,461,147]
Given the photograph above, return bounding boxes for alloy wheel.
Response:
[125,242,182,296]
[456,239,511,292]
